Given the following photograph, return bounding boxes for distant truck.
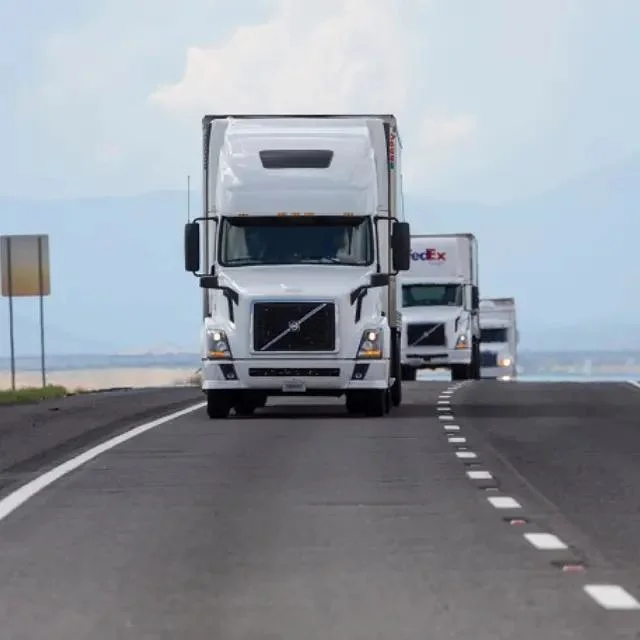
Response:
[398,233,481,381]
[183,114,411,419]
[479,297,518,379]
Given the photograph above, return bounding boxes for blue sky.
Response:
[1,0,638,204]
[0,1,639,356]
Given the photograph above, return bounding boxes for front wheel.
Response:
[470,338,481,379]
[206,390,232,419]
[346,388,389,417]
[390,331,402,407]
[363,388,389,417]
[401,365,417,381]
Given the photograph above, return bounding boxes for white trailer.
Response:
[398,233,481,381]
[479,297,518,379]
[184,114,412,418]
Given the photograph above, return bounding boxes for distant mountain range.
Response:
[0,153,638,355]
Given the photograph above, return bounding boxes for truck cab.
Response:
[184,115,411,418]
[399,234,481,381]
[479,297,518,380]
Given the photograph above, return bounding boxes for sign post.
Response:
[1,234,51,390]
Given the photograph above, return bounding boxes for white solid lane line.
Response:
[523,533,567,550]
[0,402,207,524]
[583,585,640,610]
[626,380,640,391]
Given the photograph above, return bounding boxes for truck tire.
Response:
[362,388,389,417]
[346,391,364,415]
[390,330,402,407]
[451,365,466,381]
[471,339,481,379]
[206,391,231,419]
[401,365,416,381]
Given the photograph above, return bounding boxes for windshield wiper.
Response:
[297,256,343,264]
[224,258,263,265]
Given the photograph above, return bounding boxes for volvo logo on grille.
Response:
[288,320,301,332]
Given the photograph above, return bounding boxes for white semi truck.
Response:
[184,114,412,419]
[479,297,518,380]
[399,233,481,381]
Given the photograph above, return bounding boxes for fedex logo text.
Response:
[411,248,446,261]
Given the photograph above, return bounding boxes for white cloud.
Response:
[21,0,476,197]
[149,0,476,185]
[151,0,410,115]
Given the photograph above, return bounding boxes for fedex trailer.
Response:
[479,297,518,379]
[399,234,481,381]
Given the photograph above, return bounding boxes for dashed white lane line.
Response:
[0,402,207,524]
[443,386,640,615]
[467,470,493,480]
[583,585,640,610]
[523,532,568,550]
[455,451,477,459]
[487,496,522,509]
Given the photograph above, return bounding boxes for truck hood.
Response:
[219,265,371,298]
[401,306,464,324]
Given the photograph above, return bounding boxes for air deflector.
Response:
[259,149,334,169]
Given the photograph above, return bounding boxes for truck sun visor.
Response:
[259,149,334,169]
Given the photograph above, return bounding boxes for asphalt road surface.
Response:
[0,381,640,639]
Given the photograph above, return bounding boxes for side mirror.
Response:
[392,221,411,272]
[471,286,479,309]
[184,222,200,273]
[370,273,390,288]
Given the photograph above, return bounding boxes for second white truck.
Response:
[399,234,481,381]
[479,297,518,379]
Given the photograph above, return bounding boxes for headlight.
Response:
[455,333,470,349]
[357,328,382,359]
[204,329,232,359]
[499,356,512,367]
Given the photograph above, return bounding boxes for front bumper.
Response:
[480,365,516,380]
[402,347,471,370]
[201,358,390,393]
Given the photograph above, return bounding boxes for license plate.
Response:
[282,379,306,393]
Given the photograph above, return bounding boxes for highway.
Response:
[0,382,640,638]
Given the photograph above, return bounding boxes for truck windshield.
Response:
[402,284,462,307]
[480,327,509,343]
[218,216,373,266]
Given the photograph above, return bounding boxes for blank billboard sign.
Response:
[0,234,51,297]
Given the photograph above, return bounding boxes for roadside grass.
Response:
[0,384,74,405]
